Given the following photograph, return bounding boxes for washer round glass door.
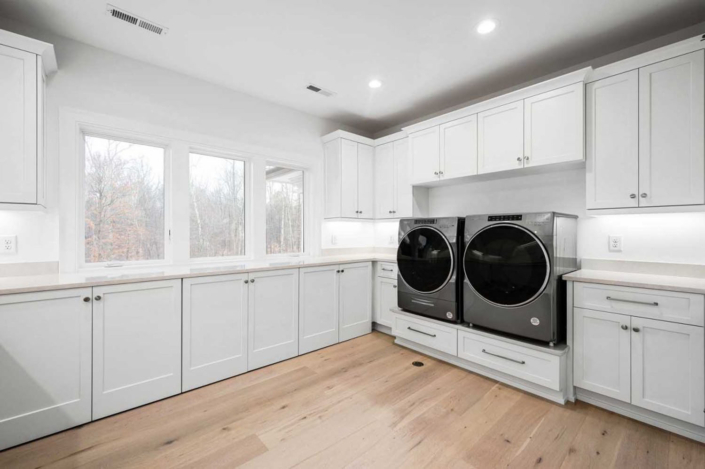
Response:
[464,224,550,307]
[397,226,454,293]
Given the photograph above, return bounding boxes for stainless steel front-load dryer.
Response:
[397,217,464,323]
[462,212,577,344]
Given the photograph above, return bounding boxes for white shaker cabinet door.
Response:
[92,280,182,419]
[339,262,372,341]
[638,50,705,207]
[182,274,248,392]
[0,44,37,204]
[478,101,524,174]
[357,143,375,219]
[374,142,395,219]
[299,265,339,354]
[440,114,478,180]
[340,139,359,218]
[248,269,299,370]
[374,276,397,328]
[0,288,92,451]
[409,126,440,184]
[586,71,639,209]
[573,308,631,403]
[524,83,584,168]
[631,317,704,427]
[394,138,413,218]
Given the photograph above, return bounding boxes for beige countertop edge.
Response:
[564,269,705,295]
[0,255,397,296]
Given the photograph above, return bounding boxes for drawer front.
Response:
[392,313,457,356]
[574,282,704,326]
[457,330,561,391]
[377,262,398,279]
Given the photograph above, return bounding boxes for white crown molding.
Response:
[320,130,374,146]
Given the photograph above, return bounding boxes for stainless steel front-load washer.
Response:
[397,217,464,323]
[462,212,577,344]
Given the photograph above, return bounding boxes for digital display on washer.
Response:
[487,215,522,221]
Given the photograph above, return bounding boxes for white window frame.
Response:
[264,161,308,258]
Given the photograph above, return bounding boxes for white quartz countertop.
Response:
[0,254,397,296]
[564,269,705,295]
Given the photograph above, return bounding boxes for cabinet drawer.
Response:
[377,262,398,279]
[575,282,704,326]
[392,313,457,356]
[457,330,561,391]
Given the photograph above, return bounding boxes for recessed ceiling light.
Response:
[368,79,382,89]
[476,19,497,35]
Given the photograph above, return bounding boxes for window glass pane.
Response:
[189,153,245,258]
[84,136,165,263]
[266,166,303,255]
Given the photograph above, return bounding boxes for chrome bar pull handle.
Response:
[407,327,436,338]
[606,296,658,306]
[482,349,525,364]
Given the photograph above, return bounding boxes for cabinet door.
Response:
[93,280,182,419]
[248,269,299,370]
[631,317,704,426]
[586,71,639,209]
[357,143,375,218]
[478,101,524,174]
[182,274,248,392]
[323,139,342,218]
[524,83,584,167]
[0,44,37,204]
[440,114,478,179]
[375,277,397,328]
[409,126,440,184]
[639,50,705,207]
[374,142,395,219]
[0,288,92,451]
[299,265,339,354]
[394,138,413,218]
[340,139,359,218]
[339,262,372,341]
[573,308,631,403]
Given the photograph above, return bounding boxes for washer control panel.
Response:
[488,215,522,221]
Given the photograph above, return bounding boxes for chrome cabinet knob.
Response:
[439,171,444,175]
[524,156,530,162]
[244,279,249,284]
[393,285,397,289]
[83,297,91,303]
[94,295,102,301]
[633,327,640,332]
[630,194,636,199]
[434,171,439,175]
[640,193,647,198]
[621,324,628,330]
[516,157,522,162]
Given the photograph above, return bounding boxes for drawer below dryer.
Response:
[457,330,562,391]
[377,262,398,279]
[392,313,457,356]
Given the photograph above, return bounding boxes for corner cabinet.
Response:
[323,133,375,219]
[0,31,56,206]
[374,137,412,219]
[587,50,705,210]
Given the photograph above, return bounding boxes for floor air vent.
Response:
[307,84,335,97]
[106,4,168,36]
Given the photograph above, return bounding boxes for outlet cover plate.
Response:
[608,235,622,252]
[1,235,17,254]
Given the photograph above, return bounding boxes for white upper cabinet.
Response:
[586,71,640,209]
[182,274,248,392]
[374,142,395,218]
[524,83,584,168]
[638,50,704,208]
[0,44,37,204]
[478,101,524,174]
[440,114,478,179]
[394,138,412,218]
[410,126,440,184]
[299,265,339,354]
[323,134,375,219]
[339,262,372,342]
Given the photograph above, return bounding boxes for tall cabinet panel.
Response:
[182,274,248,392]
[340,139,360,218]
[92,280,182,419]
[374,142,395,218]
[0,288,92,451]
[357,143,375,218]
[638,50,705,207]
[248,269,299,370]
[0,44,37,204]
[478,101,524,174]
[339,262,372,341]
[586,71,639,209]
[394,138,413,217]
[299,265,339,354]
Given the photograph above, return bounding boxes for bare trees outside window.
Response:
[266,165,303,255]
[189,153,245,258]
[84,136,165,264]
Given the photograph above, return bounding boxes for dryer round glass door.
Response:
[397,226,454,293]
[464,224,550,307]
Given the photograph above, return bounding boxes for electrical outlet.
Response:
[608,235,622,252]
[1,235,17,254]
[389,235,395,245]
[331,235,337,246]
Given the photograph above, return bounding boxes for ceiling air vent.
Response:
[106,4,168,36]
[306,84,335,97]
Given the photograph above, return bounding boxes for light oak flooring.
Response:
[1,331,704,468]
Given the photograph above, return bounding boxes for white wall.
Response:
[0,19,357,265]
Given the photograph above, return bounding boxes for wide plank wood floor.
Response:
[1,331,704,468]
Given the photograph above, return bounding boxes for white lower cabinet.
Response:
[0,288,92,451]
[374,276,397,328]
[299,265,339,354]
[339,262,372,341]
[92,280,182,419]
[182,274,248,392]
[248,269,299,370]
[631,316,704,426]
